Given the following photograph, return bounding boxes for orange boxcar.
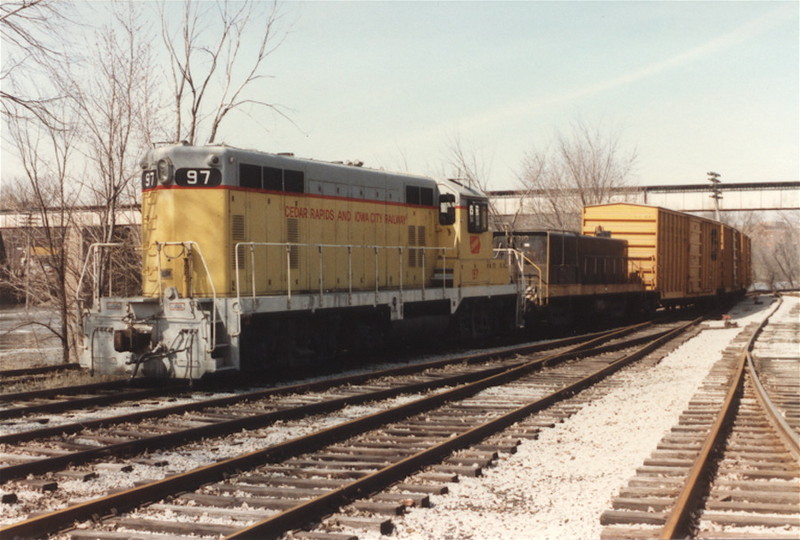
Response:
[582,203,750,306]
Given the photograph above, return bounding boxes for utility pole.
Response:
[707,171,722,222]
[21,212,34,309]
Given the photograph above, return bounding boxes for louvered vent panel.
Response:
[407,225,417,267]
[417,226,426,268]
[287,217,300,269]
[231,215,246,273]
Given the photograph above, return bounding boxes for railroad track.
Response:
[751,299,800,434]
[601,296,800,539]
[0,318,700,539]
[0,363,81,381]
[0,379,190,421]
[0,323,676,485]
[0,326,646,424]
[0,363,90,396]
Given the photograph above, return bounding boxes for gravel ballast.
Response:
[391,298,778,540]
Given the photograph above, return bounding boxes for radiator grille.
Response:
[287,218,300,269]
[417,226,426,267]
[407,225,417,267]
[231,215,246,273]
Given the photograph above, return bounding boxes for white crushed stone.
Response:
[1,297,787,534]
[0,392,426,526]
[752,294,799,358]
[390,297,778,540]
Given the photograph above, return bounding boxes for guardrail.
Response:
[233,242,453,309]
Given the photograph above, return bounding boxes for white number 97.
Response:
[186,170,210,185]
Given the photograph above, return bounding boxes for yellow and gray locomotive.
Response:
[80,144,519,378]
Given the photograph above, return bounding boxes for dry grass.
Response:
[1,369,125,395]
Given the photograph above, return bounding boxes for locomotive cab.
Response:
[433,179,510,289]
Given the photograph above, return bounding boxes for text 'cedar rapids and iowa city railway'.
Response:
[283,205,408,225]
[77,143,752,379]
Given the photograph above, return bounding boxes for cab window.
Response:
[439,193,456,225]
[467,199,489,233]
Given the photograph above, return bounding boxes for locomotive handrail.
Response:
[76,242,135,373]
[233,241,455,308]
[521,253,545,302]
[494,248,545,306]
[75,242,126,310]
[155,241,218,354]
[493,248,542,327]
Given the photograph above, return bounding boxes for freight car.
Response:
[581,203,751,306]
[79,144,520,378]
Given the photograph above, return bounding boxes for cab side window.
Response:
[439,193,456,225]
[467,199,489,233]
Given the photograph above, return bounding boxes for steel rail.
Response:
[0,379,148,403]
[747,352,800,461]
[0,383,188,420]
[0,318,696,539]
[0,363,80,379]
[0,323,659,482]
[0,322,648,445]
[659,298,783,540]
[229,317,701,539]
[0,364,512,483]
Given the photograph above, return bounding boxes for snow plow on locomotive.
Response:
[77,144,752,379]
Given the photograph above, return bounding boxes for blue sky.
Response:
[2,1,798,192]
[236,1,798,189]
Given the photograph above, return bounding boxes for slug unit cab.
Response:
[79,144,518,378]
[494,230,656,325]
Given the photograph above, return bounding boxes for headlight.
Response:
[157,159,172,185]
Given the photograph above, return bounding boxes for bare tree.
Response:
[518,120,638,231]
[1,0,79,364]
[763,212,799,289]
[733,210,799,290]
[443,134,514,229]
[1,2,155,364]
[2,102,83,363]
[445,134,493,191]
[61,4,159,298]
[0,0,70,126]
[160,0,287,144]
